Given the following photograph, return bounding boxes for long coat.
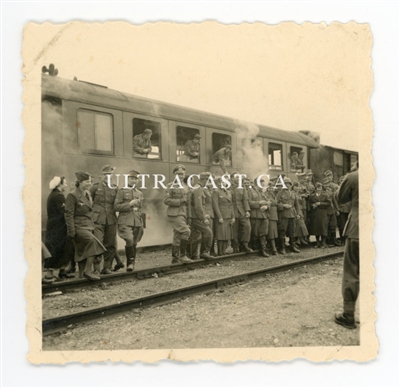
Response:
[65,188,106,262]
[308,191,330,236]
[213,188,234,240]
[338,170,358,239]
[45,188,71,268]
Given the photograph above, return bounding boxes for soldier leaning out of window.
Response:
[184,134,201,160]
[133,128,152,156]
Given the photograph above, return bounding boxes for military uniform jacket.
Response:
[213,188,234,220]
[133,134,152,155]
[191,185,207,221]
[276,190,301,219]
[65,188,95,236]
[231,185,250,218]
[114,187,144,227]
[184,140,200,158]
[164,183,189,217]
[265,192,279,221]
[248,187,268,219]
[90,182,118,225]
[204,188,215,219]
[338,170,358,239]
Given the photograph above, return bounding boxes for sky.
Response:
[24,22,372,152]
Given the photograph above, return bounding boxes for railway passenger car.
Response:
[41,71,327,247]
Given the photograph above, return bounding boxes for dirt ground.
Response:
[42,251,359,351]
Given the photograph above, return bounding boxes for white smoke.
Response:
[234,120,269,180]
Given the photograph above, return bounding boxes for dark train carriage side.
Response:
[41,73,319,247]
[310,146,358,183]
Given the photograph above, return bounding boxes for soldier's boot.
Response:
[126,246,135,272]
[259,236,269,257]
[67,260,76,274]
[113,249,125,271]
[217,241,225,256]
[242,242,253,253]
[179,240,192,263]
[101,254,113,275]
[223,241,229,255]
[320,236,328,248]
[278,238,286,254]
[210,240,217,256]
[231,240,240,253]
[190,243,200,260]
[83,256,101,281]
[290,238,301,253]
[171,245,180,264]
[332,231,341,246]
[269,239,278,255]
[78,261,85,278]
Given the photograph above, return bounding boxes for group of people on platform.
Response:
[41,163,355,284]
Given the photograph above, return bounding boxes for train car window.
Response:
[350,153,358,166]
[268,143,283,170]
[334,150,344,166]
[132,118,161,159]
[77,109,113,154]
[212,133,232,167]
[176,126,200,163]
[289,146,306,172]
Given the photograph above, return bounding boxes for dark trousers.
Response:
[191,219,213,252]
[338,212,349,237]
[232,216,251,246]
[93,223,116,260]
[342,238,360,314]
[278,217,295,239]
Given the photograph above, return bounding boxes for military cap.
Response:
[193,134,201,139]
[292,181,301,188]
[305,169,313,176]
[283,177,292,185]
[199,171,212,179]
[231,171,240,176]
[128,169,140,177]
[75,171,92,181]
[323,170,333,177]
[315,182,323,189]
[101,164,115,174]
[321,177,331,185]
[143,128,152,135]
[173,164,186,174]
[296,172,306,177]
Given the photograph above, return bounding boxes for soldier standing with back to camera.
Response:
[90,165,118,275]
[114,169,144,271]
[164,165,192,264]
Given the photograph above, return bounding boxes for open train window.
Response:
[176,126,200,163]
[268,143,283,170]
[212,133,232,167]
[289,146,305,172]
[77,109,114,155]
[132,118,161,159]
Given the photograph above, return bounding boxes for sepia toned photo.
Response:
[23,21,376,364]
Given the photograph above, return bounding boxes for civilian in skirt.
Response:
[292,182,309,247]
[309,182,331,248]
[43,176,75,283]
[65,171,106,280]
[213,177,235,256]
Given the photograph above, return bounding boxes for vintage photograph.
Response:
[23,21,375,363]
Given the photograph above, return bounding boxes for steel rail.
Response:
[42,250,261,294]
[42,250,343,335]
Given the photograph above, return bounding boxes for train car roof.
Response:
[42,74,319,148]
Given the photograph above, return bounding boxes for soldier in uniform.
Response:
[114,169,144,271]
[190,172,214,260]
[230,171,252,253]
[265,183,279,255]
[334,169,359,329]
[89,165,119,275]
[248,179,270,257]
[336,175,352,246]
[212,144,232,174]
[164,165,192,264]
[276,177,301,254]
[309,182,331,248]
[133,128,152,156]
[184,133,201,160]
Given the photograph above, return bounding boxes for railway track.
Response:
[42,249,343,335]
[42,250,262,294]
